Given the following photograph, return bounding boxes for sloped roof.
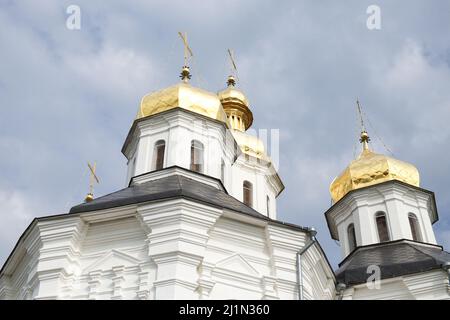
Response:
[1,169,315,277]
[70,174,264,219]
[336,239,450,286]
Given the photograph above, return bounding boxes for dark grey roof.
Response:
[70,174,265,219]
[2,169,315,276]
[336,240,450,286]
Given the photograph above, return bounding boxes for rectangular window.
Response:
[155,144,165,170]
[190,140,204,173]
[243,181,253,207]
[376,214,390,242]
[221,159,225,183]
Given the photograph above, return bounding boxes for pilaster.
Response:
[136,261,155,300]
[197,262,216,300]
[31,217,85,299]
[137,199,221,300]
[353,204,374,246]
[265,224,306,299]
[111,266,125,300]
[87,270,103,300]
[261,275,278,300]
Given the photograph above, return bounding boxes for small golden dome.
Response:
[218,76,253,131]
[330,131,420,203]
[232,129,268,160]
[137,82,228,123]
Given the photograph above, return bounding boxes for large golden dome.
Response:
[137,74,228,124]
[217,76,253,131]
[330,131,420,203]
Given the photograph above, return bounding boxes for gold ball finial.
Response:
[180,66,191,82]
[227,75,236,87]
[360,131,370,151]
[85,193,94,203]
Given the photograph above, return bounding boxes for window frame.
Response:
[243,181,253,207]
[190,140,204,173]
[347,223,357,252]
[408,213,422,242]
[375,211,390,243]
[220,159,225,183]
[153,139,166,171]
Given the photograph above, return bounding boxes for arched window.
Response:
[375,212,390,242]
[347,223,357,252]
[190,140,204,173]
[266,195,270,216]
[408,213,422,242]
[153,140,165,170]
[131,157,137,176]
[243,181,253,207]
[221,159,225,183]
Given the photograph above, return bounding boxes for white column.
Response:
[138,199,221,299]
[197,262,216,299]
[261,276,278,300]
[353,205,375,246]
[30,217,85,300]
[137,262,155,300]
[135,136,149,176]
[88,270,102,300]
[265,224,306,299]
[111,266,125,300]
[417,195,437,244]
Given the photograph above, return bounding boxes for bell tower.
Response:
[326,129,438,259]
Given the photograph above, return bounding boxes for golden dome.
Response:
[137,81,228,123]
[330,131,420,203]
[232,129,268,160]
[218,76,253,131]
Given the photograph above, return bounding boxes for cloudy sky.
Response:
[1,0,450,268]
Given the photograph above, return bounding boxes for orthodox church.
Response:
[0,59,449,300]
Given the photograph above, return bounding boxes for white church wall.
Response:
[342,270,450,300]
[301,245,336,300]
[329,181,438,259]
[203,217,271,300]
[124,110,236,186]
[230,158,278,219]
[0,194,335,300]
[123,109,281,219]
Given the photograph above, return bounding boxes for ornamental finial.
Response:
[85,162,99,203]
[227,75,236,87]
[356,99,370,151]
[360,130,371,151]
[178,32,193,82]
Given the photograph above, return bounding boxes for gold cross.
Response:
[356,99,366,132]
[87,161,99,197]
[178,32,193,66]
[227,48,237,73]
[226,49,239,86]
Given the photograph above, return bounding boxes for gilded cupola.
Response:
[218,75,253,131]
[137,66,228,124]
[329,130,420,203]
